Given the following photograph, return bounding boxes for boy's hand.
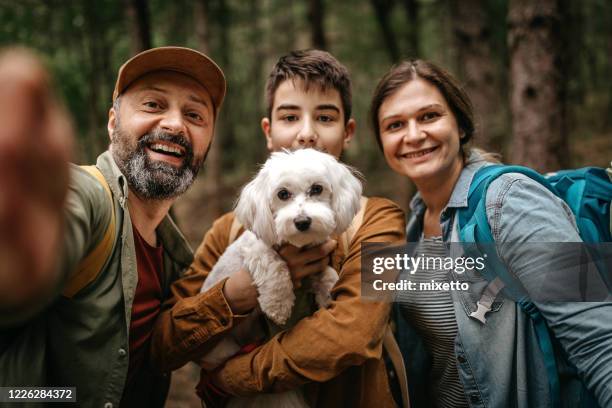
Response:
[0,48,73,310]
[278,239,337,288]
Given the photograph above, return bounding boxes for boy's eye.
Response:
[386,121,403,131]
[309,184,323,196]
[277,188,291,200]
[283,115,298,122]
[318,115,333,123]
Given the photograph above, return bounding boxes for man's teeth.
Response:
[150,143,183,156]
[404,147,436,159]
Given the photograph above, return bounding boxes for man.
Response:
[151,50,406,407]
[0,46,257,407]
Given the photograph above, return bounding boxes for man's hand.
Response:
[278,239,337,288]
[0,48,73,311]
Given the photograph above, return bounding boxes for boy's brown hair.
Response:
[265,50,352,123]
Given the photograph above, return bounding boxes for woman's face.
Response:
[378,78,463,184]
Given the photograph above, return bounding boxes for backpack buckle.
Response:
[469,301,491,324]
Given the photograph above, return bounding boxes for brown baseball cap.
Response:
[113,46,226,113]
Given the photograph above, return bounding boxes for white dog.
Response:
[199,149,362,406]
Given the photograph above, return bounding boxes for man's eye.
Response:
[277,189,291,200]
[283,115,298,122]
[318,115,333,123]
[187,112,203,121]
[309,184,323,196]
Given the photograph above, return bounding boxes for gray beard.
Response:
[110,127,201,200]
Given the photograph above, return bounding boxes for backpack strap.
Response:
[339,196,369,255]
[384,324,411,408]
[457,164,561,408]
[62,166,117,298]
[228,216,243,245]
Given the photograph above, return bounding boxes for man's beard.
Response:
[110,126,202,200]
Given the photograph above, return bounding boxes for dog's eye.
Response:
[277,188,291,200]
[309,184,323,196]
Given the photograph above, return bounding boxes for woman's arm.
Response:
[489,174,612,407]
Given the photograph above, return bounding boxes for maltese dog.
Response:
[199,149,362,388]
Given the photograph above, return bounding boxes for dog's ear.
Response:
[327,158,363,234]
[234,169,278,245]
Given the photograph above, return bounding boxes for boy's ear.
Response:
[261,117,273,150]
[343,118,356,149]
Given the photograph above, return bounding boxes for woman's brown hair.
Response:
[370,60,476,153]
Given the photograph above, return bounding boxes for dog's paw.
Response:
[261,292,295,325]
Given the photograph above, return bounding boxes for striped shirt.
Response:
[397,237,468,408]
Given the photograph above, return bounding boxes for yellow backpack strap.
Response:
[62,166,117,298]
[384,324,411,408]
[339,196,369,255]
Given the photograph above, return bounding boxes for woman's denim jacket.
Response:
[395,153,612,408]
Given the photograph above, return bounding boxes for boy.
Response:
[151,50,405,407]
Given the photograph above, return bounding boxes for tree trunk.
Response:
[451,0,505,152]
[308,0,327,49]
[125,0,151,54]
[370,0,400,62]
[195,0,224,219]
[402,0,420,57]
[508,0,567,172]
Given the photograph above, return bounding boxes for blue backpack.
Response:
[456,165,612,408]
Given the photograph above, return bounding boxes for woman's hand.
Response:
[278,239,337,288]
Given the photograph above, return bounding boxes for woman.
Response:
[370,60,612,407]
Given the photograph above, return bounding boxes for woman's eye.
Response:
[277,189,291,200]
[421,111,440,121]
[309,184,323,196]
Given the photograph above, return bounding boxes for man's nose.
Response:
[297,119,317,147]
[159,108,187,135]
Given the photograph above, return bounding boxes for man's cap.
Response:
[113,46,226,113]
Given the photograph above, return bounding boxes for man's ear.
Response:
[343,118,356,149]
[107,107,116,141]
[261,117,273,151]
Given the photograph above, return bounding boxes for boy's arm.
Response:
[151,213,251,372]
[212,198,405,394]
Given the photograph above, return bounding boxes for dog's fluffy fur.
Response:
[199,149,362,402]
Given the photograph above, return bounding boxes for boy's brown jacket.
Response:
[151,197,405,407]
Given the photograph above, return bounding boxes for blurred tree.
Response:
[508,0,568,171]
[125,0,151,53]
[401,0,420,57]
[308,0,327,49]
[451,0,506,152]
[370,0,400,62]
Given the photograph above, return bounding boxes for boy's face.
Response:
[262,79,355,159]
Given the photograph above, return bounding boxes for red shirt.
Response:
[125,226,164,390]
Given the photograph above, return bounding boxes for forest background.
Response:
[1,0,610,405]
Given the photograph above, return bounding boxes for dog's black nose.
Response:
[294,217,312,232]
